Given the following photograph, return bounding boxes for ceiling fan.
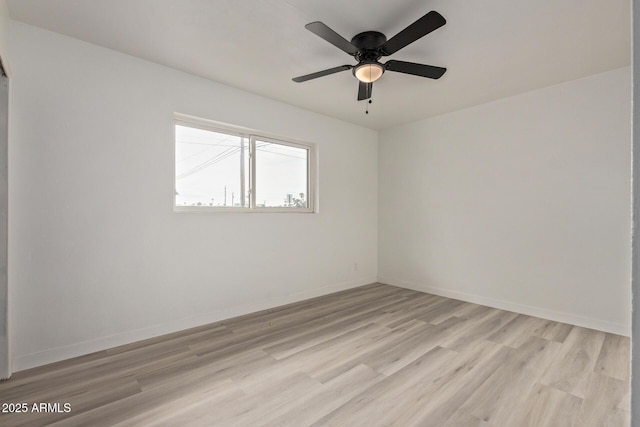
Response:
[292,11,447,101]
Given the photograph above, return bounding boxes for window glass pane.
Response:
[175,125,242,207]
[255,140,308,208]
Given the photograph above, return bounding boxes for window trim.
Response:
[173,113,316,213]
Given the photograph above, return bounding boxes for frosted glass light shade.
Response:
[354,63,384,83]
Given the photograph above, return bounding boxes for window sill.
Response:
[173,206,315,214]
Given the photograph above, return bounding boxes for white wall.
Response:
[0,0,8,69]
[0,0,8,379]
[630,0,639,418]
[8,22,378,371]
[379,67,632,335]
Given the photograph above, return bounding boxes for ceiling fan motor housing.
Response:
[350,31,387,51]
[351,31,387,80]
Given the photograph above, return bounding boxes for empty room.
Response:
[0,0,636,426]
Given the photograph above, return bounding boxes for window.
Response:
[174,114,315,212]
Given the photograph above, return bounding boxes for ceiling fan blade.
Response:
[385,60,446,79]
[357,81,373,101]
[292,65,353,83]
[305,22,359,55]
[380,11,446,56]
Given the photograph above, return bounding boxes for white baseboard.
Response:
[378,276,630,337]
[13,276,377,372]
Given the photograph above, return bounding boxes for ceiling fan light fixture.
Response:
[354,62,384,83]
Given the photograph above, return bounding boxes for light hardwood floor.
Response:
[0,283,630,426]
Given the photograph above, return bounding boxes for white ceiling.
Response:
[7,0,631,130]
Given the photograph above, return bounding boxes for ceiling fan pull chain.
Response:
[366,99,372,115]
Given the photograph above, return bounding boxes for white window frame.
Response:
[174,113,316,213]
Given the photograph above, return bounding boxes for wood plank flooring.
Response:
[0,283,630,426]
